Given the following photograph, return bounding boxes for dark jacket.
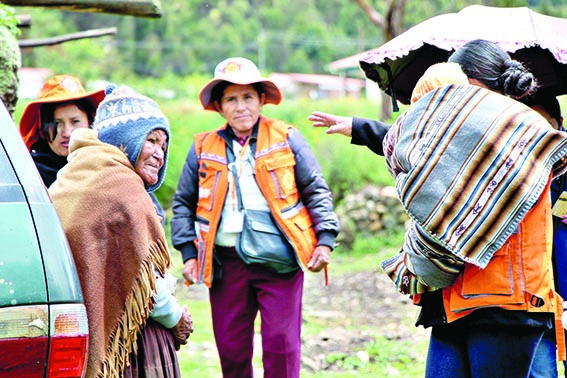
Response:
[351,117,391,156]
[30,139,67,187]
[551,174,567,298]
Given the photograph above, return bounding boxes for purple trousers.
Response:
[210,246,304,378]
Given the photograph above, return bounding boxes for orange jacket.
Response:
[415,179,565,359]
[193,118,319,287]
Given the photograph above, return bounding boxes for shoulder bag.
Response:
[228,148,299,274]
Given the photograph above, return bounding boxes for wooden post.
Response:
[18,27,117,48]
[3,0,162,18]
[16,15,31,28]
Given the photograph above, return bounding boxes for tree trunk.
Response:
[355,0,408,119]
[3,0,162,18]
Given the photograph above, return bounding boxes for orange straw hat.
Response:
[19,75,105,149]
[199,57,282,112]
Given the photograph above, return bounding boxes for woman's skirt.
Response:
[123,318,182,378]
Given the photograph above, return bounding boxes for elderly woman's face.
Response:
[48,103,90,157]
[217,84,264,137]
[135,129,167,186]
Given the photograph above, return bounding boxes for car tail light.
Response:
[0,304,88,378]
[47,304,89,378]
[0,305,49,377]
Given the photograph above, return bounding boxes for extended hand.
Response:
[308,111,353,137]
[307,245,331,273]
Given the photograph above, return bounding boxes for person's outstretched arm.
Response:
[309,111,391,156]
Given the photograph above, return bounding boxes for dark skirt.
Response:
[123,318,181,378]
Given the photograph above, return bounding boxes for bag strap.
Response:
[227,147,245,212]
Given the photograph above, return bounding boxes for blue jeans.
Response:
[530,330,558,378]
[426,324,545,378]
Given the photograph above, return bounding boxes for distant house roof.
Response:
[328,50,373,72]
[269,72,365,91]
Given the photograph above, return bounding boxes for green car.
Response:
[0,100,88,377]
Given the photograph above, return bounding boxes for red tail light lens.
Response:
[0,305,48,377]
[47,304,88,378]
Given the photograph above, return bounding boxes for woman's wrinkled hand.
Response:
[307,245,331,273]
[308,111,354,137]
[171,305,194,350]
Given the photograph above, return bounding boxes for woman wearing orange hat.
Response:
[19,74,105,187]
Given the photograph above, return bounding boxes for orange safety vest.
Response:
[193,118,317,287]
[416,179,565,360]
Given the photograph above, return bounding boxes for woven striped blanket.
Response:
[381,84,567,294]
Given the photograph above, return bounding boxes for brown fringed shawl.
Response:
[49,129,171,378]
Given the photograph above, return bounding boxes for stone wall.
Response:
[334,185,408,250]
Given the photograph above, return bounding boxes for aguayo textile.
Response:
[382,84,567,294]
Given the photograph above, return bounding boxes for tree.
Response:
[353,0,407,118]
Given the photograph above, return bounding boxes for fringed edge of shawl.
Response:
[96,238,171,378]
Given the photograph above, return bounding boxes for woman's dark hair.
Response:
[448,39,537,99]
[210,81,265,108]
[39,98,96,142]
[522,93,563,125]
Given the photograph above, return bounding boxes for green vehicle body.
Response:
[0,100,88,377]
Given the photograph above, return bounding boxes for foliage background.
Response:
[15,0,567,83]
[13,0,567,208]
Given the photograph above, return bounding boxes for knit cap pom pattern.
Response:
[93,85,170,193]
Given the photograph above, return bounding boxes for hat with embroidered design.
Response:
[19,74,105,149]
[199,57,282,112]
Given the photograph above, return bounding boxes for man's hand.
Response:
[308,111,354,137]
[182,259,198,286]
[307,245,331,273]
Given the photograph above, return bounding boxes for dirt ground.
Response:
[301,268,430,373]
[180,265,430,374]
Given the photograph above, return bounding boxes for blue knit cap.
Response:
[92,85,170,193]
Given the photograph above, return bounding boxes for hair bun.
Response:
[500,59,536,99]
[503,59,523,71]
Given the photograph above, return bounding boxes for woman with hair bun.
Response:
[311,39,567,378]
[448,38,536,99]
